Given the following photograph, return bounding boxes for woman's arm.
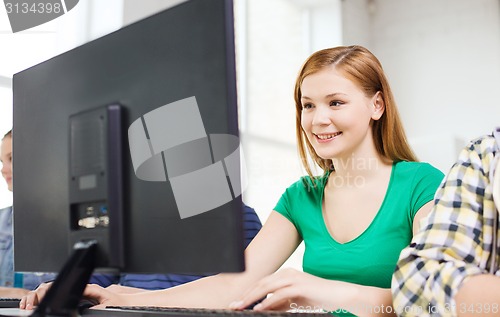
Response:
[22,211,302,310]
[104,284,147,294]
[0,286,29,298]
[230,268,395,317]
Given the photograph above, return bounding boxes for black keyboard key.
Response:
[0,298,21,308]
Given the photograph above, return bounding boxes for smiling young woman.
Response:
[22,46,444,317]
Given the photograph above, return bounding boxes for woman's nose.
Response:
[312,106,331,126]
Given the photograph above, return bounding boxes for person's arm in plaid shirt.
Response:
[392,135,498,317]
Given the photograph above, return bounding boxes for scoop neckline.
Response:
[319,162,396,246]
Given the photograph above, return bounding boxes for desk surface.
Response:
[0,308,31,317]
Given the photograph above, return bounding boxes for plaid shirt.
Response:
[392,132,499,317]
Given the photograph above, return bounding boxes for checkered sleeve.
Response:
[392,136,497,317]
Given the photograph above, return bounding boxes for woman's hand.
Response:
[19,282,52,310]
[20,282,129,310]
[83,284,129,308]
[229,268,342,312]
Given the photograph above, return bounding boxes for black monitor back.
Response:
[12,0,244,274]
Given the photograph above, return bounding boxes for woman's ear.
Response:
[371,92,385,120]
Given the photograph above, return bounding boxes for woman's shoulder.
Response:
[283,174,327,196]
[394,161,442,173]
[393,161,444,183]
[294,174,327,189]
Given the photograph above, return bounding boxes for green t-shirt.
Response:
[274,161,444,315]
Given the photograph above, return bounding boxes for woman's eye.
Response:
[330,101,342,107]
[302,103,313,110]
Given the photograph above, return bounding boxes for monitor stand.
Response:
[31,240,98,317]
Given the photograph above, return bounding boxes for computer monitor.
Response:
[12,0,244,314]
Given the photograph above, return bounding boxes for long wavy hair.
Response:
[295,45,417,178]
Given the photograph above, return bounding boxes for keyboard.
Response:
[0,299,20,309]
[81,306,328,316]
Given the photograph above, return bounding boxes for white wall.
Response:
[0,0,124,209]
[342,0,372,48]
[240,0,344,271]
[343,0,500,173]
[122,0,186,25]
